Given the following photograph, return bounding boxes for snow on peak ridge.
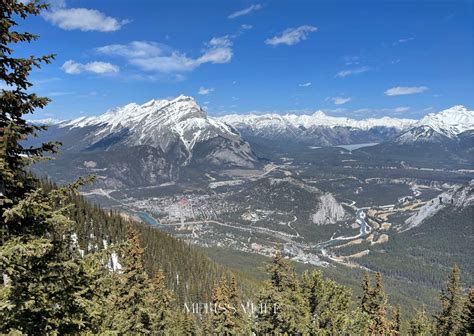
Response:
[59,94,254,165]
[219,110,417,130]
[63,94,205,129]
[419,105,474,137]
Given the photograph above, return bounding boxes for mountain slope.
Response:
[60,95,256,167]
[359,179,474,289]
[30,96,257,187]
[404,179,474,231]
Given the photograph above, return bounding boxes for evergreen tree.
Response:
[461,287,474,335]
[0,3,97,332]
[393,305,401,335]
[206,275,249,335]
[81,245,122,333]
[408,305,432,336]
[254,250,310,335]
[302,270,370,335]
[361,272,373,315]
[436,264,464,335]
[0,179,98,334]
[360,272,392,335]
[0,0,57,210]
[147,269,175,333]
[109,224,152,334]
[209,276,235,335]
[173,312,199,335]
[228,274,251,334]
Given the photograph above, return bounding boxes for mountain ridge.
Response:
[49,95,256,168]
[32,97,473,146]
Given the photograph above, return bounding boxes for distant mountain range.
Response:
[33,98,474,148]
[29,97,473,186]
[219,105,474,146]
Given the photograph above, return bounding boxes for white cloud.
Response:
[228,4,262,19]
[98,39,232,73]
[298,82,312,87]
[85,61,120,74]
[240,24,253,30]
[198,87,214,95]
[336,66,370,78]
[61,60,119,74]
[385,86,428,96]
[207,36,233,48]
[265,25,317,46]
[196,47,233,64]
[97,41,167,58]
[394,106,410,113]
[44,7,128,32]
[328,97,352,105]
[394,37,415,45]
[61,60,82,74]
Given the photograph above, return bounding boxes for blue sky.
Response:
[18,0,474,120]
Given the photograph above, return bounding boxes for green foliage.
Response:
[108,225,153,333]
[436,264,464,335]
[408,306,432,336]
[206,274,250,335]
[0,4,98,328]
[301,269,369,335]
[461,287,474,335]
[360,272,395,335]
[147,270,175,333]
[254,250,311,335]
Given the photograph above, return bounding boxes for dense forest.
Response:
[0,1,473,334]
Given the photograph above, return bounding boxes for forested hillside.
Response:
[38,177,256,303]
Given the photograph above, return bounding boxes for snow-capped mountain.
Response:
[218,105,474,146]
[219,111,417,145]
[419,105,474,138]
[219,110,416,131]
[395,105,474,144]
[28,96,258,188]
[57,95,256,167]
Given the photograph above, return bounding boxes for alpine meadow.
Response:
[1,0,473,335]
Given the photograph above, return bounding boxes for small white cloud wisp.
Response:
[265,25,317,46]
[328,97,352,105]
[61,60,119,74]
[198,87,214,95]
[385,86,428,96]
[336,66,370,78]
[228,4,262,19]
